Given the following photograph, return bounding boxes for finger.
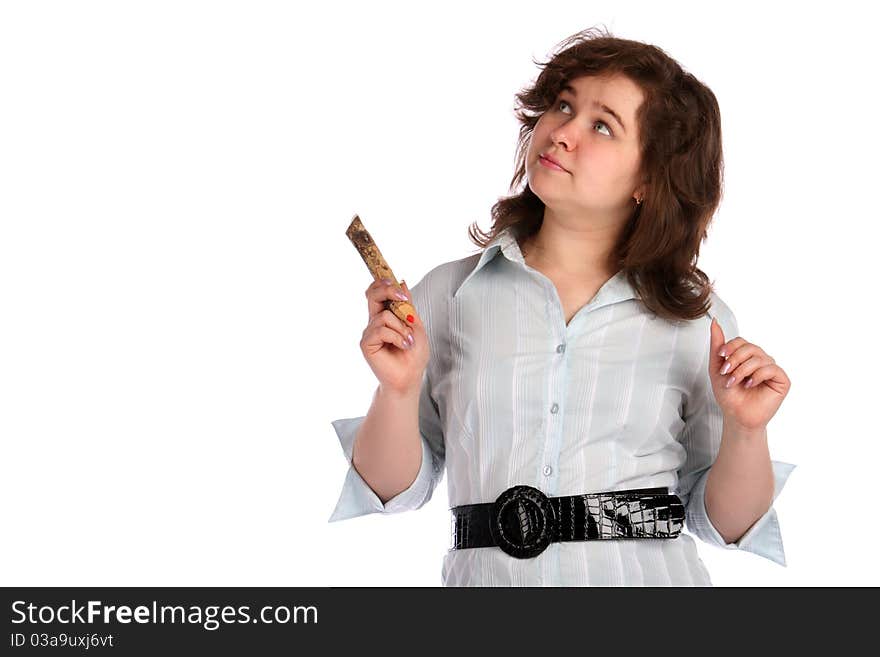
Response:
[400,280,424,330]
[711,318,746,368]
[368,309,414,340]
[744,364,789,390]
[720,347,768,378]
[366,279,411,319]
[370,325,412,352]
[366,277,393,291]
[711,319,742,379]
[710,317,725,368]
[737,359,779,390]
[718,336,748,359]
[362,320,413,352]
[365,277,393,303]
[365,277,406,297]
[735,354,773,379]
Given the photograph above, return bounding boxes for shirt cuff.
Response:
[686,460,796,567]
[327,416,436,523]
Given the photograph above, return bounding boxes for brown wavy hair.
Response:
[467,26,725,321]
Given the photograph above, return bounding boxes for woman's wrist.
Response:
[377,381,421,403]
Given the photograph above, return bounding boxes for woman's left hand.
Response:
[709,317,791,432]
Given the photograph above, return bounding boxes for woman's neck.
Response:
[519,230,617,281]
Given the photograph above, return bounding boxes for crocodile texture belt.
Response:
[450,485,685,558]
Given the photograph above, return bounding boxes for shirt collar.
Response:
[452,226,640,307]
[452,227,519,299]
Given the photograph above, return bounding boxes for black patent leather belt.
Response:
[450,485,685,559]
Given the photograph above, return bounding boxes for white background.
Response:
[1,0,877,586]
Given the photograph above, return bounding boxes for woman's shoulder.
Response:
[655,289,739,359]
[407,253,483,358]
[704,289,739,337]
[644,286,737,339]
[412,252,483,299]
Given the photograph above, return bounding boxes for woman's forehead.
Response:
[557,74,644,130]
[561,73,641,100]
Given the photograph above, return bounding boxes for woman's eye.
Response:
[556,100,613,137]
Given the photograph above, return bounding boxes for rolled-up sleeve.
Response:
[675,297,796,567]
[685,458,795,566]
[328,276,447,523]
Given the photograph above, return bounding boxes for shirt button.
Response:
[543,465,553,476]
[556,344,566,354]
[550,403,559,414]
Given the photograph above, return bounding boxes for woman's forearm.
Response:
[351,383,423,504]
[704,422,774,544]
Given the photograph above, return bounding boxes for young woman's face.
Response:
[526,73,645,218]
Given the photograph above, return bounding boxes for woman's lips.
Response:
[539,155,567,172]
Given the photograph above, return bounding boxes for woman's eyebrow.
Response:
[560,84,627,133]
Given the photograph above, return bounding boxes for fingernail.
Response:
[720,362,731,375]
[718,347,726,358]
[407,333,414,345]
[394,289,409,300]
[744,378,753,388]
[725,375,735,388]
[381,278,392,285]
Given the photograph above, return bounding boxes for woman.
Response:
[328,27,795,586]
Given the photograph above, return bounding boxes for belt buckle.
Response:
[490,485,557,559]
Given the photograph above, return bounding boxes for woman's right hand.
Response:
[359,278,430,396]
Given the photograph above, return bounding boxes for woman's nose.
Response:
[549,125,574,149]
[551,133,571,150]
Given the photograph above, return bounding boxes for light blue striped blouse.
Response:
[329,226,795,586]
